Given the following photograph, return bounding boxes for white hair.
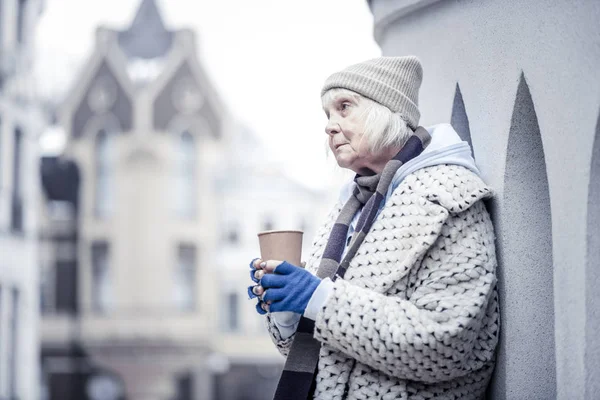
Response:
[321,88,413,155]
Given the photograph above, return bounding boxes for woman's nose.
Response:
[325,119,340,135]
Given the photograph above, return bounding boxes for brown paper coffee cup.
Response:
[257,230,303,268]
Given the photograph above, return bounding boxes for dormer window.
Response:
[174,131,196,218]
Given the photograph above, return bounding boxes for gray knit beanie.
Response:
[321,56,423,129]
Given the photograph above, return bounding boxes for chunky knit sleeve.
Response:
[313,199,499,384]
[264,313,296,357]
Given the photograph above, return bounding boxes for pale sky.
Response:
[34,0,381,190]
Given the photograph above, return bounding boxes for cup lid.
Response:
[257,229,304,236]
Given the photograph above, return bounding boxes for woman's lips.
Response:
[335,143,347,150]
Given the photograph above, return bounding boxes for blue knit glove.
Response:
[260,261,321,314]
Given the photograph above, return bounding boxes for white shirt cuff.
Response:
[303,277,334,321]
[271,311,301,339]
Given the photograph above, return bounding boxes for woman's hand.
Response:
[248,258,270,314]
[248,258,320,315]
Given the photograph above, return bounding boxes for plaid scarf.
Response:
[273,127,431,400]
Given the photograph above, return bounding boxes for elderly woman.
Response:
[247,56,499,400]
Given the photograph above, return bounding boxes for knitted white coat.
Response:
[266,164,499,400]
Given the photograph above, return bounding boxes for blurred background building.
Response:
[2,0,596,399]
[212,123,324,399]
[0,0,46,399]
[38,1,326,399]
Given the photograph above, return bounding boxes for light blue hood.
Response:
[338,123,480,204]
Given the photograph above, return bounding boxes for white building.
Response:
[37,1,330,399]
[212,123,328,399]
[0,0,45,399]
[39,1,226,399]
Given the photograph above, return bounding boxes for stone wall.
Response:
[369,1,600,398]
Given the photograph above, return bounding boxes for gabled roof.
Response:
[117,0,173,59]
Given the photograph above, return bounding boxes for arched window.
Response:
[95,129,114,218]
[174,131,196,218]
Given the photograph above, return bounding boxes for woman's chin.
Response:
[336,161,362,175]
[335,157,353,171]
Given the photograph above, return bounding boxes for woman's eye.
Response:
[341,102,350,111]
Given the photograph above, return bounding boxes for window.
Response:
[95,130,114,218]
[17,0,27,43]
[263,217,274,231]
[11,127,23,232]
[55,261,78,314]
[0,116,3,189]
[174,372,193,400]
[8,288,19,398]
[174,245,196,311]
[226,292,239,332]
[227,229,239,244]
[40,260,54,314]
[91,242,111,313]
[174,131,196,218]
[225,222,239,245]
[41,235,78,315]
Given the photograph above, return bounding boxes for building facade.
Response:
[368,1,600,398]
[212,123,327,400]
[40,1,226,399]
[0,0,45,399]
[39,1,330,399]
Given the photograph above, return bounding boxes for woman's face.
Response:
[322,91,393,175]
